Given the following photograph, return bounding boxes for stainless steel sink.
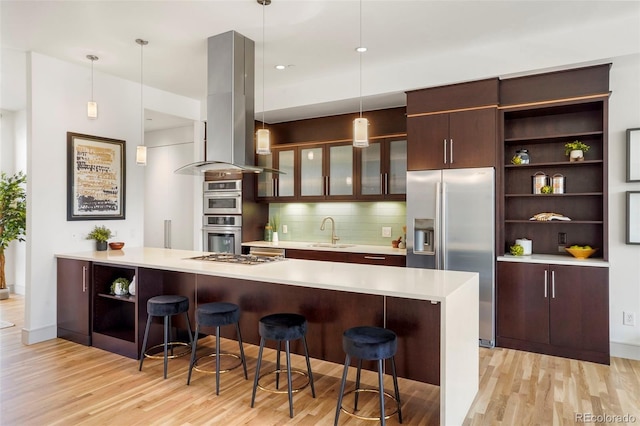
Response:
[308,243,356,249]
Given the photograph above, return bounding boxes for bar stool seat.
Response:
[187,302,247,395]
[251,313,316,418]
[335,326,402,425]
[139,295,193,379]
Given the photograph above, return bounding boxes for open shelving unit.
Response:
[92,263,138,358]
[500,98,608,259]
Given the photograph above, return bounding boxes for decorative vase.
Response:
[569,149,584,162]
[96,241,107,251]
[128,276,136,296]
[272,232,279,243]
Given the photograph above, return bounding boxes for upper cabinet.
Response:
[356,137,407,200]
[256,108,407,202]
[300,142,354,201]
[256,145,297,201]
[406,79,499,171]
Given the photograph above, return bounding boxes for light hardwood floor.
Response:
[1,295,639,425]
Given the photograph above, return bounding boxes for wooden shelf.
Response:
[97,293,135,303]
[505,160,603,168]
[505,192,603,198]
[504,130,603,144]
[505,220,603,224]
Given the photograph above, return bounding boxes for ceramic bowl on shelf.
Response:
[565,247,597,259]
[108,242,125,250]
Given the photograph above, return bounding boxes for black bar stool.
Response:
[187,302,248,394]
[334,326,402,425]
[139,295,193,379]
[251,313,316,418]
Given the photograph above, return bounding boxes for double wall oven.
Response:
[203,179,242,254]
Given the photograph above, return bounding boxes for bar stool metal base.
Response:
[143,342,191,359]
[339,389,400,421]
[193,352,243,374]
[256,368,310,394]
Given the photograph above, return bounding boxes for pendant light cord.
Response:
[262,1,266,130]
[359,0,363,118]
[91,59,94,101]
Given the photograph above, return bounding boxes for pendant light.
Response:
[87,55,98,119]
[353,0,369,148]
[136,38,148,166]
[256,0,271,155]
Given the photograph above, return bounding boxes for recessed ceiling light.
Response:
[356,47,367,53]
[275,64,286,70]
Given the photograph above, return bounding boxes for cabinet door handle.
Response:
[82,265,87,293]
[325,176,329,195]
[364,256,386,260]
[380,173,384,194]
[551,270,556,298]
[450,139,454,164]
[384,173,389,194]
[443,139,447,164]
[544,270,548,298]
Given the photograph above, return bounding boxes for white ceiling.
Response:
[2,1,639,131]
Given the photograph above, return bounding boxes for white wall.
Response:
[23,52,201,344]
[608,53,640,360]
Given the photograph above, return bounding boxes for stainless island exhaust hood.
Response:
[176,31,273,175]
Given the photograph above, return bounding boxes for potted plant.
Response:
[87,225,112,251]
[0,172,27,300]
[564,140,590,162]
[111,277,130,296]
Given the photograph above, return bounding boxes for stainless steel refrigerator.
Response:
[407,167,495,348]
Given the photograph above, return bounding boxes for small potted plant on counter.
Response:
[87,225,112,251]
[564,140,590,162]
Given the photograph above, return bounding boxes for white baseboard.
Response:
[21,325,56,345]
[610,341,640,361]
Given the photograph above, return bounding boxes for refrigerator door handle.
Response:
[441,181,447,270]
[435,181,442,269]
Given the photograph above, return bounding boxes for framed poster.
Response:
[627,191,640,245]
[67,132,126,220]
[627,128,640,182]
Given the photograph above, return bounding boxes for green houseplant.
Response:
[0,172,27,299]
[564,140,590,161]
[87,225,112,251]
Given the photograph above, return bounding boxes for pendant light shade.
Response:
[353,117,369,148]
[136,145,147,165]
[256,0,271,155]
[256,128,271,155]
[136,38,148,166]
[87,55,98,119]
[353,0,369,148]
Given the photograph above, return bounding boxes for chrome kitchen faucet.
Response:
[320,216,340,245]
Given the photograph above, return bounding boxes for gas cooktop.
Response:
[189,253,285,265]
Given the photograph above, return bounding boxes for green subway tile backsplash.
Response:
[268,202,407,246]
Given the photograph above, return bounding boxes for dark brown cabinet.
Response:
[497,261,609,364]
[407,108,497,171]
[285,249,406,267]
[256,145,297,201]
[57,258,92,345]
[356,137,406,200]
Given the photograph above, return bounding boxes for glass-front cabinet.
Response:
[256,146,297,201]
[299,142,354,201]
[357,137,407,200]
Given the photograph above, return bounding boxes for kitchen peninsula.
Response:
[56,247,478,425]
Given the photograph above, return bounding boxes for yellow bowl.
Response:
[565,247,597,259]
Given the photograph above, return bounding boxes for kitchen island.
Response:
[56,247,478,426]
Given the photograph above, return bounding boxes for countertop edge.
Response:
[497,254,609,267]
[242,240,407,256]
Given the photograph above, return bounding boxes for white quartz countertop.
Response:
[498,254,609,267]
[242,240,407,256]
[56,247,474,302]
